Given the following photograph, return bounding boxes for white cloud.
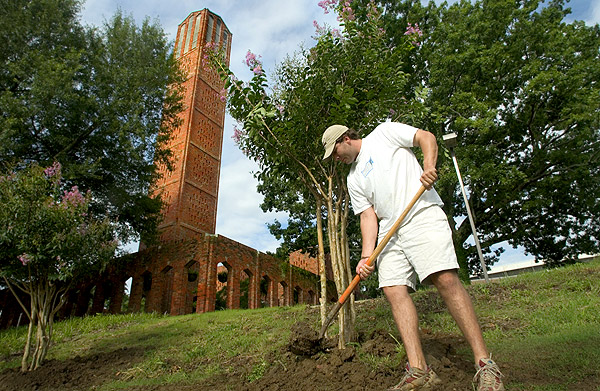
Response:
[215,152,288,252]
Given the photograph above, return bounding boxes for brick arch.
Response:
[307,290,316,305]
[160,266,174,314]
[278,281,288,307]
[260,275,273,308]
[293,286,303,305]
[215,262,230,310]
[239,269,253,309]
[185,260,200,314]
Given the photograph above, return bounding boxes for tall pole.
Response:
[443,133,490,283]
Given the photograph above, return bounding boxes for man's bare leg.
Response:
[428,270,489,363]
[383,285,428,370]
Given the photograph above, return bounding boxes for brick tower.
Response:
[152,9,232,242]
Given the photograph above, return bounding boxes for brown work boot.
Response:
[388,363,442,390]
[473,357,505,391]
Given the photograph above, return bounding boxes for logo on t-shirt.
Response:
[361,157,374,177]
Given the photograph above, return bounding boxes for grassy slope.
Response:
[1,258,599,390]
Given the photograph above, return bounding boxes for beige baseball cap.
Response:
[322,124,348,159]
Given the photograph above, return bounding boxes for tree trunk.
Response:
[21,282,66,371]
[325,177,355,348]
[21,306,35,372]
[315,198,327,330]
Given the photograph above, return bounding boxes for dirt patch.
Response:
[287,321,337,356]
[241,333,474,391]
[0,347,146,391]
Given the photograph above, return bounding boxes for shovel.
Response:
[319,184,427,338]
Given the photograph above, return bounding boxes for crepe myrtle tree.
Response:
[207,0,426,346]
[0,162,116,371]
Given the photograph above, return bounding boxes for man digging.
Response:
[322,122,505,391]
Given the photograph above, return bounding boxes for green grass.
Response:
[1,259,599,390]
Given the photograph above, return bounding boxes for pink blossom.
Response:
[366,0,380,20]
[245,50,256,67]
[245,50,261,68]
[318,0,337,14]
[44,161,61,177]
[61,186,86,208]
[404,23,423,37]
[77,223,88,235]
[338,1,355,22]
[404,23,423,47]
[244,50,264,75]
[313,20,325,36]
[232,126,244,144]
[219,88,227,102]
[18,253,32,266]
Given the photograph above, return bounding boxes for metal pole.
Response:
[449,149,489,282]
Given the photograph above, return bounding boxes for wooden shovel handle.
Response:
[319,185,426,338]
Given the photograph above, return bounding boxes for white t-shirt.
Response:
[347,121,444,238]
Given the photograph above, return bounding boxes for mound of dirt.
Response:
[240,333,474,391]
[287,321,337,356]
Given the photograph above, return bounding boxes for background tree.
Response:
[0,0,184,246]
[210,1,425,345]
[0,163,116,371]
[343,0,600,275]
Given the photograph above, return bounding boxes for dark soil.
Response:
[287,320,337,356]
[0,347,146,391]
[237,332,475,391]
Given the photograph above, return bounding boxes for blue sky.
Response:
[78,0,599,266]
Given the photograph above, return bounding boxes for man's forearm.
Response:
[414,129,439,188]
[360,207,378,257]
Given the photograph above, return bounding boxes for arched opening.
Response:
[185,260,200,314]
[293,286,302,305]
[87,285,98,314]
[160,266,174,314]
[141,270,152,312]
[239,269,252,309]
[278,281,288,307]
[307,290,315,305]
[102,280,114,312]
[122,276,133,312]
[260,275,271,308]
[215,263,230,310]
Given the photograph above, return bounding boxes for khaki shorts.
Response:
[377,205,459,291]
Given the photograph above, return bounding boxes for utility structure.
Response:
[443,133,490,283]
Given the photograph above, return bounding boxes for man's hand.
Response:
[420,167,438,190]
[356,257,375,280]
